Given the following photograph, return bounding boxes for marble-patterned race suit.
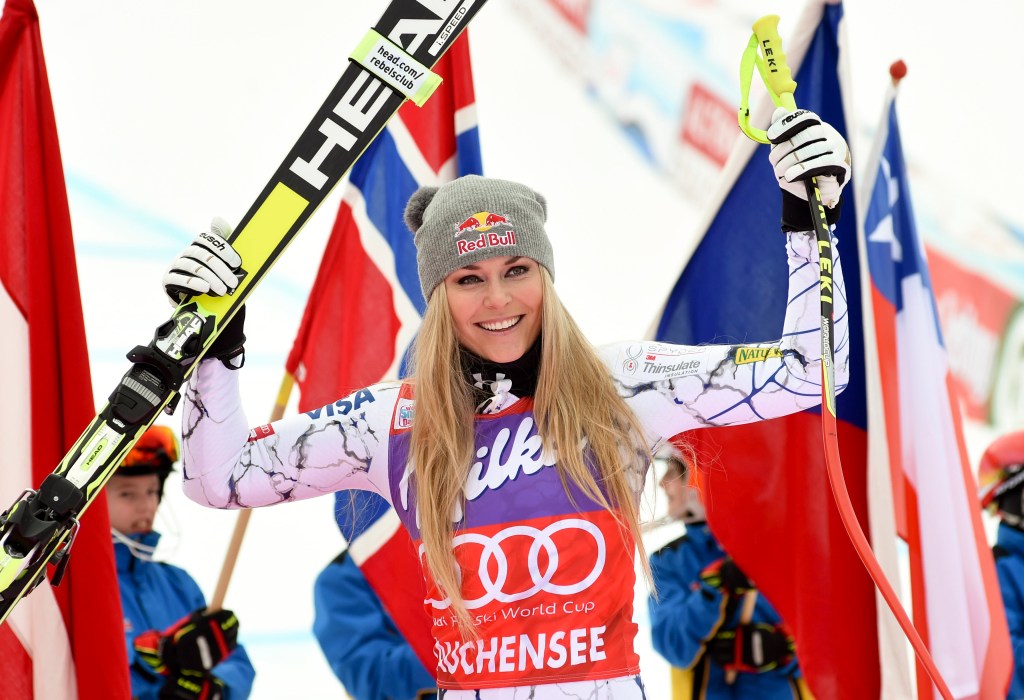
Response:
[181,230,848,699]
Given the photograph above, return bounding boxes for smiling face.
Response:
[105,474,161,535]
[443,256,543,363]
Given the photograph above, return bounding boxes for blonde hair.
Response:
[408,268,653,634]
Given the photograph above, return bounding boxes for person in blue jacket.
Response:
[648,449,810,699]
[107,425,255,700]
[313,490,436,699]
[978,429,1024,700]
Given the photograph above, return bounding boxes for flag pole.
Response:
[856,60,916,700]
[856,61,905,223]
[741,18,952,700]
[208,370,296,611]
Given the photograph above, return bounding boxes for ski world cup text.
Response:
[418,513,634,685]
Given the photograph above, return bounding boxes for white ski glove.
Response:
[162,217,242,306]
[767,108,850,209]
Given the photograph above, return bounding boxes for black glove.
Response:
[133,608,240,675]
[708,622,795,674]
[700,557,753,596]
[159,671,226,700]
[206,305,246,365]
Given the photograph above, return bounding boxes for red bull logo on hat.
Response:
[455,211,517,256]
[456,211,508,233]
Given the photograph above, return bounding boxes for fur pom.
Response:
[404,186,438,233]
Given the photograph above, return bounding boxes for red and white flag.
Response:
[860,71,1012,699]
[0,0,131,697]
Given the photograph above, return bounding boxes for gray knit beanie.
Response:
[404,175,554,300]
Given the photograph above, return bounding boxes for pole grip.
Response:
[751,15,798,111]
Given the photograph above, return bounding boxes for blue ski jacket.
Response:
[994,522,1024,699]
[648,523,806,699]
[313,550,436,699]
[115,532,255,699]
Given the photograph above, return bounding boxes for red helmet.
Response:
[978,430,1024,513]
[119,425,178,480]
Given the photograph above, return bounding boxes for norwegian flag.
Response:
[0,0,131,697]
[285,33,482,672]
[861,83,1011,698]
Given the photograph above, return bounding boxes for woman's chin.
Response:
[473,341,528,364]
[486,350,526,364]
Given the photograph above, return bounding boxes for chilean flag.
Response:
[0,0,131,697]
[654,4,879,697]
[285,34,482,673]
[861,85,1011,699]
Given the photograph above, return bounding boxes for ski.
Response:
[0,0,487,625]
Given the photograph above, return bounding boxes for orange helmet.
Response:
[978,430,1024,515]
[659,448,705,524]
[119,425,179,480]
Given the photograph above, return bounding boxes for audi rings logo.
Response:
[423,519,606,610]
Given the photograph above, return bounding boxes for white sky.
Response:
[15,0,1022,696]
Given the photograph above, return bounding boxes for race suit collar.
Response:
[460,336,541,413]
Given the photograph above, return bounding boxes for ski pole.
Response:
[725,590,758,685]
[738,15,954,700]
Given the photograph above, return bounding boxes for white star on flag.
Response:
[867,157,903,262]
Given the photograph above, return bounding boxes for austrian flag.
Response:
[0,0,130,697]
